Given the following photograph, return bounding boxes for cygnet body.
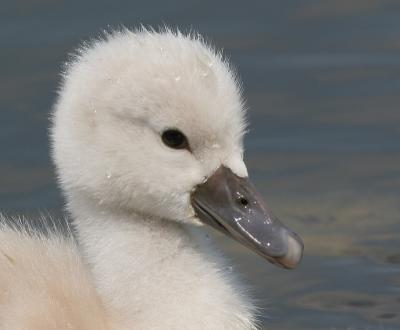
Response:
[0,29,303,329]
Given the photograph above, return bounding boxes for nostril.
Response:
[238,197,249,207]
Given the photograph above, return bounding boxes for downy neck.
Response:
[69,196,257,330]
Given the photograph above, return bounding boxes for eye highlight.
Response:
[161,129,189,150]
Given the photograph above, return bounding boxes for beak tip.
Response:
[277,234,304,269]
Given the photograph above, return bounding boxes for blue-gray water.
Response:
[1,1,400,329]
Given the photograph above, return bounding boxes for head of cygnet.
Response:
[52,29,303,269]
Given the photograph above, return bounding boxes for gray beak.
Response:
[191,166,303,269]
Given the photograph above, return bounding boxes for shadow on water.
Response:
[1,1,400,329]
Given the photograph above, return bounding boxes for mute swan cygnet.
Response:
[0,29,303,329]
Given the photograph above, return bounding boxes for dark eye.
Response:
[161,129,189,150]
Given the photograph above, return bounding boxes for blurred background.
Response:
[1,1,400,329]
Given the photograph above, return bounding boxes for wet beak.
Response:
[191,166,303,269]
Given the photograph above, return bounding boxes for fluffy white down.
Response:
[0,218,109,330]
[1,29,260,329]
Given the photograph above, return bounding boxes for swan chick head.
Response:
[52,29,246,221]
[52,29,303,268]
